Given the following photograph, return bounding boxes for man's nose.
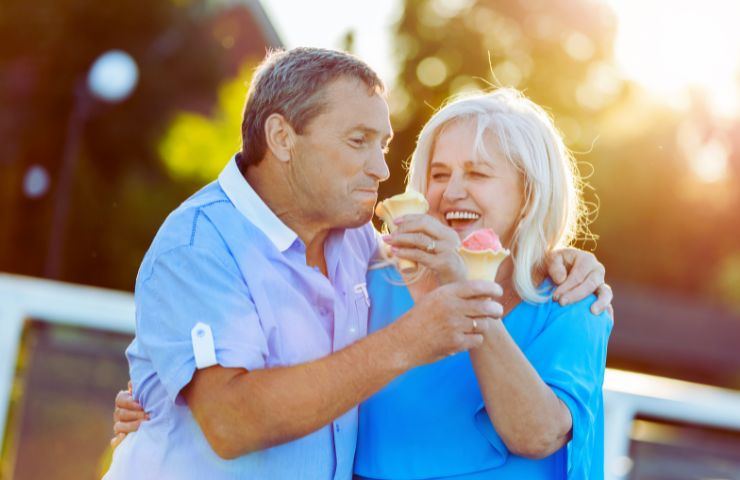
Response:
[367,146,390,182]
[442,172,467,201]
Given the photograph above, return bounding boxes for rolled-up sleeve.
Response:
[525,297,613,478]
[135,245,269,404]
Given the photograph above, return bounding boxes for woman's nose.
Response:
[442,173,467,201]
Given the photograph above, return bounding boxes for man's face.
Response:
[289,77,392,229]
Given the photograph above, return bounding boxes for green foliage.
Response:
[159,67,251,182]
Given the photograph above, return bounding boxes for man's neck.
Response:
[243,161,331,275]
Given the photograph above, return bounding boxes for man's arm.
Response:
[185,280,502,459]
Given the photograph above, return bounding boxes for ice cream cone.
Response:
[375,190,429,271]
[458,228,510,281]
[458,247,510,281]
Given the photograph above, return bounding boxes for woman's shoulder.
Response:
[545,288,614,340]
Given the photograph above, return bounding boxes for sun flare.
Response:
[605,0,740,119]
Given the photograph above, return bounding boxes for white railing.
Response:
[0,273,135,453]
[1,273,739,476]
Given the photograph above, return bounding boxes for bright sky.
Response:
[261,0,401,83]
[605,0,740,120]
[263,0,740,120]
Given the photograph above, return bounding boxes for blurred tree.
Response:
[389,0,740,304]
[0,0,226,289]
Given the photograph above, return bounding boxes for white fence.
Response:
[1,273,739,479]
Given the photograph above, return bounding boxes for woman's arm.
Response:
[469,323,572,459]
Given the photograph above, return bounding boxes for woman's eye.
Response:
[350,138,366,147]
[468,171,488,178]
[431,173,449,181]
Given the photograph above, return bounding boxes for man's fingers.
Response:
[547,253,568,285]
[454,280,503,299]
[557,270,603,306]
[552,254,600,300]
[465,299,503,319]
[590,283,614,315]
[114,419,142,435]
[460,333,485,350]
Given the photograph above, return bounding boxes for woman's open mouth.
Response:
[444,210,481,231]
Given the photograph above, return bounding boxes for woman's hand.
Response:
[383,214,467,284]
[110,381,148,449]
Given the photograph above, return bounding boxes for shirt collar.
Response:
[218,155,298,252]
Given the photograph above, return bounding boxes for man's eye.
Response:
[431,173,449,181]
[350,138,366,147]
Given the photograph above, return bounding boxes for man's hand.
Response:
[547,248,613,317]
[110,381,148,449]
[392,280,504,366]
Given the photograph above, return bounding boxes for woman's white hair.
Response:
[407,88,587,303]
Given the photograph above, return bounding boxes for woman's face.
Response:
[426,120,525,247]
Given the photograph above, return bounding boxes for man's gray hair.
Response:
[241,47,386,167]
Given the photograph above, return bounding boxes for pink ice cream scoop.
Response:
[458,228,509,281]
[461,228,503,252]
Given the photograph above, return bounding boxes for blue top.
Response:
[354,266,613,480]
[104,157,377,480]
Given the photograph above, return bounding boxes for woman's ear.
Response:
[264,113,296,163]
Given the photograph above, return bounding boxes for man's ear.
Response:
[264,113,296,163]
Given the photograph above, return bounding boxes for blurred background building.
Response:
[1,0,739,479]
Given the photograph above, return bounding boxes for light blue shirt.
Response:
[354,266,613,480]
[104,156,377,480]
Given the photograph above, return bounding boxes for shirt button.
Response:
[335,424,340,433]
[349,326,357,334]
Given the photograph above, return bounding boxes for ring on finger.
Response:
[426,239,436,253]
[472,319,478,332]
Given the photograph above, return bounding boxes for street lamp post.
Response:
[44,50,138,279]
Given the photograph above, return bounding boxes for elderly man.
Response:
[104,47,610,479]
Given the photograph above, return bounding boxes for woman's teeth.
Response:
[445,211,481,227]
[445,211,481,221]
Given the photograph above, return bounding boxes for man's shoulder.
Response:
[137,181,241,282]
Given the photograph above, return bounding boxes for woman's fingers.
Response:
[110,433,125,449]
[114,406,149,422]
[385,232,438,251]
[393,214,459,244]
[114,419,143,435]
[115,389,144,411]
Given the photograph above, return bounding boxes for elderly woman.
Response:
[352,88,612,480]
[111,88,611,479]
